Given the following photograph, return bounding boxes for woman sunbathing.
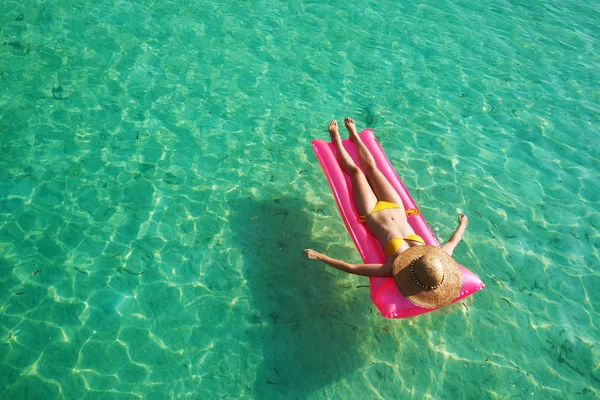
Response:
[303,118,469,308]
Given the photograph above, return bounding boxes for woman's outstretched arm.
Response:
[441,214,469,256]
[302,249,392,277]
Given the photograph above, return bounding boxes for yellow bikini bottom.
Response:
[358,201,420,223]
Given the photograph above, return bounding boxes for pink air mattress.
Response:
[312,129,484,318]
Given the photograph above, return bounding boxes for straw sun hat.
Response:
[392,246,462,309]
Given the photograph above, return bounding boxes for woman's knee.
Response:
[363,159,379,174]
[347,165,364,179]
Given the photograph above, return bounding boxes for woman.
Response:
[303,118,469,308]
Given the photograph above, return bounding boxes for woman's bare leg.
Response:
[344,118,404,207]
[329,120,377,216]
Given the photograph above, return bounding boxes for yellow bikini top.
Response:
[384,234,425,256]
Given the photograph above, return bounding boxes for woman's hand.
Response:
[302,249,320,260]
[442,213,469,256]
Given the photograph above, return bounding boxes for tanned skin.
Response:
[303,118,468,277]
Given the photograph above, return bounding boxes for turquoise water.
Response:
[1,0,599,398]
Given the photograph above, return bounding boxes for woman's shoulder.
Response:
[381,259,395,277]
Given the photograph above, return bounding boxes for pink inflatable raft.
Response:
[312,129,484,318]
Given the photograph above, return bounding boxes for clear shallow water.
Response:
[0,0,598,398]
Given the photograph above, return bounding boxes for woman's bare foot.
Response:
[344,117,359,141]
[329,120,341,142]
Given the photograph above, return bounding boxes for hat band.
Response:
[410,257,445,290]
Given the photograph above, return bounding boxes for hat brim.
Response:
[392,246,462,309]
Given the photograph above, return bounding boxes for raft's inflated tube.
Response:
[312,129,484,318]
